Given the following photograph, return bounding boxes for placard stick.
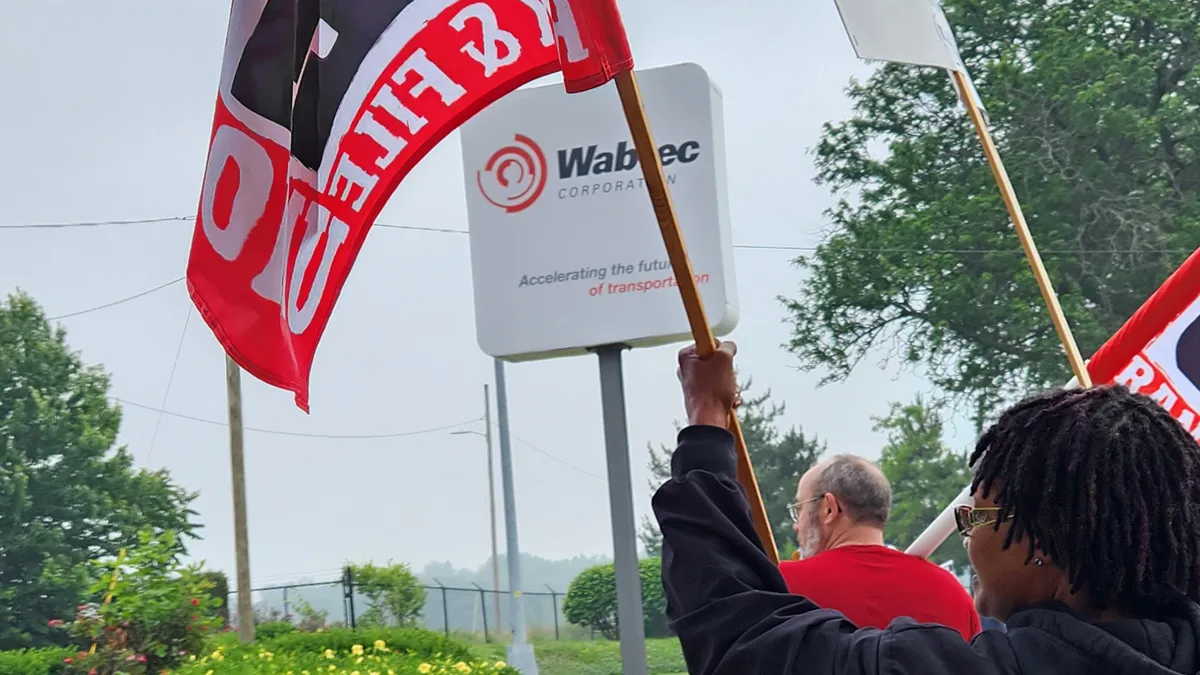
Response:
[951,69,1092,387]
[88,548,127,655]
[613,70,780,564]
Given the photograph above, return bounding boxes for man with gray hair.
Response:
[778,454,981,640]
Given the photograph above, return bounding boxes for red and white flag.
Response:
[187,0,561,410]
[545,0,634,93]
[188,0,637,409]
[1084,248,1200,441]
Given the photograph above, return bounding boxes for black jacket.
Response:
[651,425,1200,675]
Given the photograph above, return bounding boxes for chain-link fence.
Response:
[228,568,593,641]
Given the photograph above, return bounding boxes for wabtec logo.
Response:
[557,140,701,179]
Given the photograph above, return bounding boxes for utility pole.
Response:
[494,358,537,675]
[226,355,254,643]
[483,384,502,634]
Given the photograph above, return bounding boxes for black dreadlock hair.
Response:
[969,384,1200,615]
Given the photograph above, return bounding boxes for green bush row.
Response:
[204,626,475,661]
[0,648,72,675]
[1,627,477,675]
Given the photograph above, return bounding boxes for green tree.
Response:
[561,558,667,639]
[349,561,426,627]
[0,292,199,649]
[875,397,971,571]
[783,0,1198,414]
[640,379,825,556]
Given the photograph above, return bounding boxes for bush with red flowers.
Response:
[57,529,222,675]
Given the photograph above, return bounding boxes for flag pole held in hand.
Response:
[949,69,1091,386]
[830,0,1092,388]
[612,70,779,564]
[547,0,778,562]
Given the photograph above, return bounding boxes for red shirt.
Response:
[779,545,981,639]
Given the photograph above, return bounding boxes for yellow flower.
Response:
[419,664,433,674]
[204,670,214,675]
[329,666,337,672]
[495,662,506,669]
[325,649,336,659]
[454,662,472,673]
[189,655,197,662]
[374,639,387,650]
[352,644,365,655]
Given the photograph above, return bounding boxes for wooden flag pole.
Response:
[226,355,256,642]
[951,69,1093,387]
[613,70,780,564]
[88,548,127,655]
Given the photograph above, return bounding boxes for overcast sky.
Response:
[0,0,974,587]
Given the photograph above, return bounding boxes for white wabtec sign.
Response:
[461,62,737,360]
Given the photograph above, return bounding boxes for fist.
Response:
[678,341,740,428]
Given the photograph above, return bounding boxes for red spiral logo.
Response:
[477,134,548,213]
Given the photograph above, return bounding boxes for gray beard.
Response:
[796,522,821,559]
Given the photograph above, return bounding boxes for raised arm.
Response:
[653,342,1014,675]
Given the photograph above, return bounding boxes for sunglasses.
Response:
[954,504,1010,538]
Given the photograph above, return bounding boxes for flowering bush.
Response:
[57,529,223,675]
[170,640,517,675]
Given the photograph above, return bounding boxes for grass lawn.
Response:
[477,638,687,675]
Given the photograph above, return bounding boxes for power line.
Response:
[145,306,192,465]
[511,433,606,481]
[113,396,483,439]
[0,215,196,230]
[7,212,1190,254]
[48,277,184,320]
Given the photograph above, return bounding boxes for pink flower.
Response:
[63,657,73,664]
[137,654,147,663]
[191,598,199,606]
[47,619,63,627]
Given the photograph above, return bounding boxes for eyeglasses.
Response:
[954,504,1010,538]
[787,495,824,523]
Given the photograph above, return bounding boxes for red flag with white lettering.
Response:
[547,0,634,93]
[187,0,561,410]
[1086,248,1200,442]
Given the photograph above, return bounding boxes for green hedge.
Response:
[208,626,474,661]
[0,648,72,675]
[253,621,296,640]
[0,628,477,675]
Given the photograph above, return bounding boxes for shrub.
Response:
[173,639,515,675]
[291,597,328,632]
[63,529,223,675]
[0,648,72,675]
[562,557,668,639]
[260,626,472,660]
[348,561,427,627]
[253,621,296,640]
[200,571,230,627]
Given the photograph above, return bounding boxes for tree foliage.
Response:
[640,379,825,556]
[349,561,427,627]
[785,0,1198,413]
[0,292,200,650]
[561,558,667,639]
[875,397,971,571]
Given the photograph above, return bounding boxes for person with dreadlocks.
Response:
[654,341,1200,675]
